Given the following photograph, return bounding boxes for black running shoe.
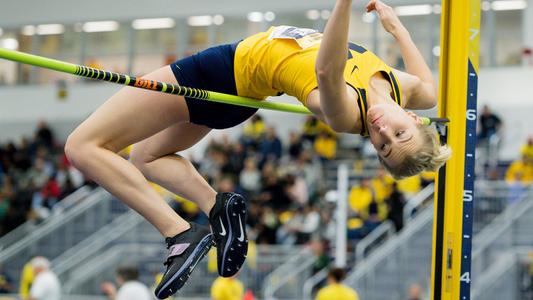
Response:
[154,223,214,299]
[209,192,248,277]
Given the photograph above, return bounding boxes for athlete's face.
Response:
[366,103,423,167]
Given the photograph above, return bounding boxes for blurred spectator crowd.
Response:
[170,115,423,252]
[0,121,85,236]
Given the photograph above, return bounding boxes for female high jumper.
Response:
[64,0,450,298]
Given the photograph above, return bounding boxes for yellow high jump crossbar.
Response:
[430,0,480,299]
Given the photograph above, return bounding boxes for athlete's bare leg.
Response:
[130,122,217,215]
[65,66,192,238]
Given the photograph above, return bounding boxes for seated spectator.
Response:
[35,120,55,150]
[314,131,337,161]
[211,274,244,300]
[255,207,279,245]
[259,127,282,165]
[239,158,261,196]
[302,116,321,143]
[395,174,422,196]
[310,239,331,275]
[386,183,406,232]
[19,260,35,299]
[285,174,308,206]
[288,205,321,244]
[505,153,533,184]
[0,264,13,294]
[101,266,151,300]
[407,283,424,300]
[29,256,61,300]
[288,132,303,159]
[315,268,359,300]
[478,105,502,144]
[363,199,382,234]
[370,168,393,203]
[241,115,266,148]
[521,136,533,162]
[348,179,374,219]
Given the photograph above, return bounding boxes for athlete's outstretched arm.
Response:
[367,0,437,109]
[315,0,359,132]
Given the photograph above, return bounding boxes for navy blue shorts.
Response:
[169,43,258,129]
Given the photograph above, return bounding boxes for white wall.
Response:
[0,0,438,27]
[0,67,532,159]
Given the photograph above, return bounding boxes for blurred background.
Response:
[0,0,532,299]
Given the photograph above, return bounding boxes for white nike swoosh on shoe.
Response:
[237,215,245,242]
[219,218,227,236]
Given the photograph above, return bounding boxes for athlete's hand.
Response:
[366,0,407,37]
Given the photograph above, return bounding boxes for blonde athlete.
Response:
[65,0,450,298]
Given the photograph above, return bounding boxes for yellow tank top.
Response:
[234,26,403,135]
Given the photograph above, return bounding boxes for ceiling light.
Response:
[132,18,175,30]
[432,46,440,57]
[321,10,331,20]
[306,9,320,20]
[187,15,213,27]
[481,1,492,11]
[394,5,432,16]
[37,24,65,35]
[248,12,264,22]
[213,15,225,26]
[491,0,527,11]
[264,11,276,22]
[82,21,119,33]
[0,38,19,50]
[22,25,36,36]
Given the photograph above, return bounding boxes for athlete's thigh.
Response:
[132,122,211,162]
[71,66,189,152]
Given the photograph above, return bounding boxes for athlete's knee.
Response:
[64,130,105,171]
[65,134,88,169]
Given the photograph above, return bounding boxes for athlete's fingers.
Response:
[366,0,377,12]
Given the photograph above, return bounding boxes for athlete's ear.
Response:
[406,111,423,124]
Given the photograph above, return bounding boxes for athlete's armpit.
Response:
[392,68,437,110]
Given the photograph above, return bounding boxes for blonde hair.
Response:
[379,124,452,179]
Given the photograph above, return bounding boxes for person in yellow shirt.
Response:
[316,268,359,300]
[348,179,374,219]
[211,275,244,300]
[314,132,337,160]
[19,261,34,299]
[505,154,533,183]
[521,137,533,163]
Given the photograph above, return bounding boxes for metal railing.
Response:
[470,249,533,300]
[354,221,395,263]
[344,203,434,300]
[302,268,328,300]
[0,188,113,284]
[343,182,532,300]
[263,247,315,300]
[53,210,145,278]
[0,294,109,300]
[0,186,92,249]
[62,242,303,298]
[472,187,533,281]
[472,180,531,232]
[403,183,435,222]
[301,184,435,300]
